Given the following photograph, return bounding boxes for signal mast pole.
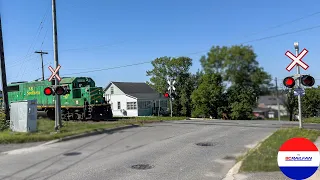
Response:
[52,0,62,130]
[294,42,303,129]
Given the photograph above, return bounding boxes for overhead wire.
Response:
[48,23,320,78]
[243,10,320,38]
[17,3,51,79]
[10,3,51,67]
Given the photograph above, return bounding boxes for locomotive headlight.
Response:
[96,100,98,103]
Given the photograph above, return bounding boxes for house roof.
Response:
[105,82,158,95]
[258,95,285,106]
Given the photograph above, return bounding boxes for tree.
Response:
[199,45,272,119]
[283,89,298,121]
[302,87,320,118]
[146,56,193,116]
[226,85,257,120]
[200,45,272,96]
[191,73,224,118]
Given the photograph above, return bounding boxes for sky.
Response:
[1,0,320,89]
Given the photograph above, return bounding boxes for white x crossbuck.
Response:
[285,48,309,72]
[48,65,62,81]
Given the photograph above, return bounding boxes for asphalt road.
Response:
[0,120,311,180]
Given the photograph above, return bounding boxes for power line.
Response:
[243,10,320,38]
[47,23,320,78]
[12,4,51,66]
[43,40,133,52]
[240,24,320,44]
[18,4,51,79]
[41,11,320,53]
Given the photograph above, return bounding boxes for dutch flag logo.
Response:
[278,137,320,179]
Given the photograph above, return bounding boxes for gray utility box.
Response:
[10,100,37,132]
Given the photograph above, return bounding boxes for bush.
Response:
[0,112,8,131]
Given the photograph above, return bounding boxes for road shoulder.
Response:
[225,128,320,180]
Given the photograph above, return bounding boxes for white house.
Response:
[104,82,169,117]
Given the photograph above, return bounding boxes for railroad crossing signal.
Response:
[164,92,169,98]
[285,48,309,72]
[283,75,315,89]
[44,85,70,96]
[48,65,62,82]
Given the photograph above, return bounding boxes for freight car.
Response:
[7,77,113,121]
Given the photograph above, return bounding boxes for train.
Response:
[7,77,113,121]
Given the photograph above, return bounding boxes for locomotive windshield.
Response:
[73,78,95,88]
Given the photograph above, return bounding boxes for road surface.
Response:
[0,120,307,180]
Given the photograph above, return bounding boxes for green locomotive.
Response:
[7,77,113,121]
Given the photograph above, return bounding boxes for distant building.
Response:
[253,95,288,118]
[104,82,168,117]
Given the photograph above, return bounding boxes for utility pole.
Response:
[0,16,10,123]
[275,77,281,121]
[52,0,62,130]
[294,42,303,129]
[169,79,173,117]
[34,50,48,81]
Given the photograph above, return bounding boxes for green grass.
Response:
[238,127,320,173]
[304,117,320,123]
[0,116,187,144]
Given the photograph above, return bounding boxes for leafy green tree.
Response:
[302,87,320,117]
[191,73,224,118]
[283,89,298,121]
[200,45,272,95]
[199,45,272,119]
[226,85,257,120]
[146,56,193,116]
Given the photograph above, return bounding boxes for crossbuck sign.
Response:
[48,65,62,81]
[168,80,176,91]
[285,48,309,72]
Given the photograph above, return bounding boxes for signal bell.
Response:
[301,75,315,87]
[283,77,295,88]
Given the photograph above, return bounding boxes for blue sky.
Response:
[1,0,320,88]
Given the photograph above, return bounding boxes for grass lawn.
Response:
[304,117,320,123]
[238,127,320,173]
[0,116,186,144]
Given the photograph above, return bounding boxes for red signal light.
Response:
[301,75,315,87]
[164,92,169,98]
[55,86,65,95]
[44,87,53,95]
[283,77,295,88]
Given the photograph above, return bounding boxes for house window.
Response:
[117,102,121,109]
[127,102,137,110]
[111,87,114,94]
[139,101,151,109]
